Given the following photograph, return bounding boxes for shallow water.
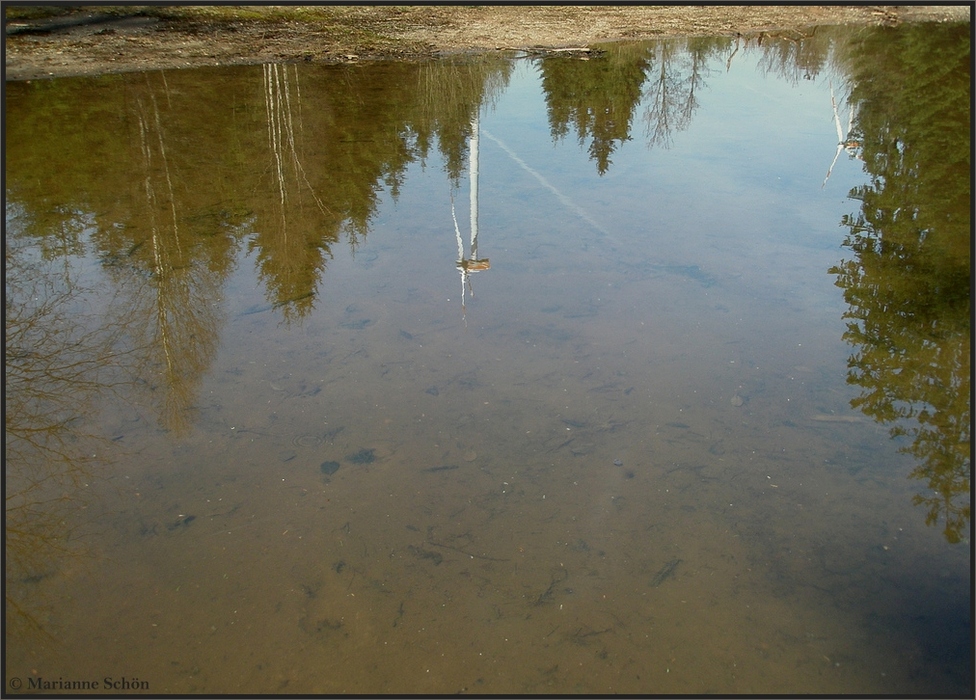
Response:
[5,24,971,695]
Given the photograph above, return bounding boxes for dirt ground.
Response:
[3,5,970,81]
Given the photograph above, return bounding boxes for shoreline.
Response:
[4,5,969,81]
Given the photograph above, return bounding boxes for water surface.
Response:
[5,23,970,695]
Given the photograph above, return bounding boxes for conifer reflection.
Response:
[829,22,970,542]
[540,43,651,174]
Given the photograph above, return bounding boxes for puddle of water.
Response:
[5,23,970,695]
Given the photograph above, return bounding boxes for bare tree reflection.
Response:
[751,28,835,84]
[642,38,728,149]
[5,216,141,644]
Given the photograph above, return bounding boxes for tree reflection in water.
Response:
[829,21,970,543]
[5,216,140,643]
[3,22,970,693]
[535,27,969,543]
[4,30,969,657]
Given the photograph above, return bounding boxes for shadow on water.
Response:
[4,22,970,695]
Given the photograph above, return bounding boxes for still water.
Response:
[5,23,971,695]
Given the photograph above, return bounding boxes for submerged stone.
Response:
[346,448,376,464]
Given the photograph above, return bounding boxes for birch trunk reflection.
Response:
[127,77,222,433]
[254,63,329,322]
